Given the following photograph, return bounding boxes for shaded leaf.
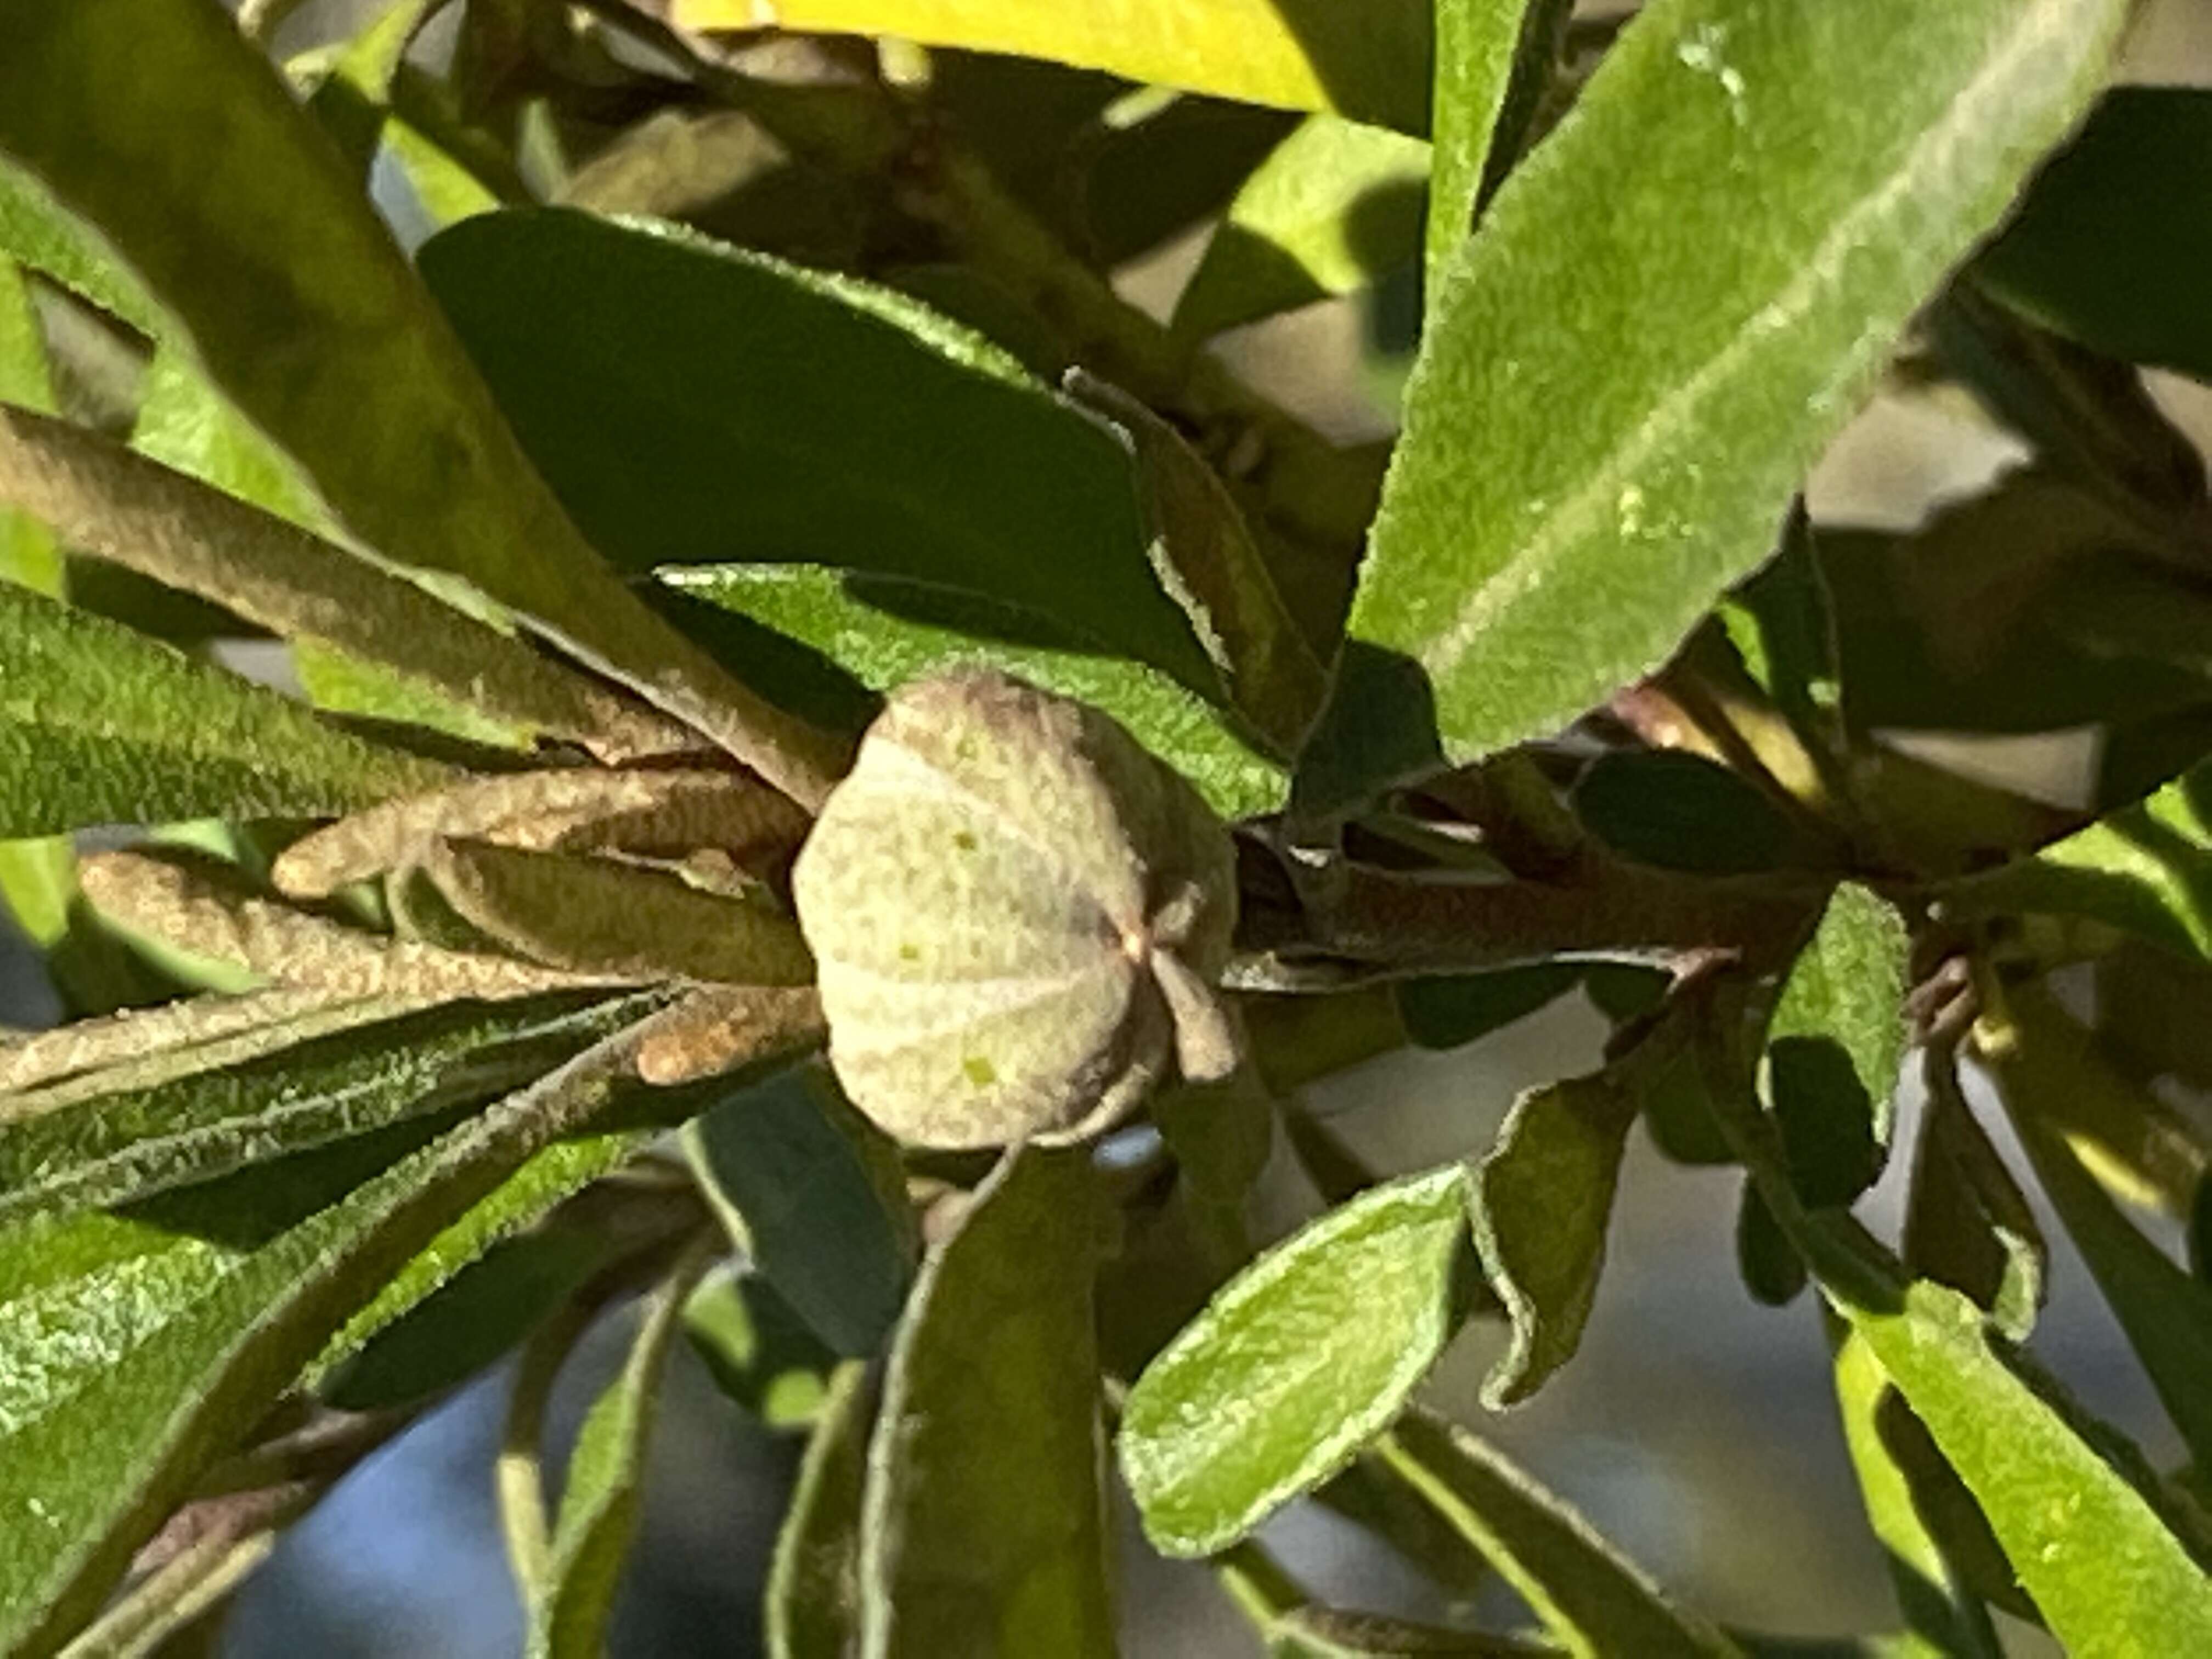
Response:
[793,670,1239,1148]
[1471,1069,1639,1406]
[1572,751,1797,876]
[1173,117,1430,342]
[669,0,1432,134]
[0,582,448,838]
[1396,963,1582,1051]
[1380,1410,1739,1657]
[1275,1605,1558,1656]
[419,209,1215,697]
[1975,86,2212,384]
[683,1063,918,1357]
[531,1248,704,1659]
[1338,0,2132,784]
[0,991,634,1227]
[1903,1060,2045,1342]
[661,564,1283,820]
[1121,1164,1478,1555]
[1153,1063,1276,1272]
[768,1362,873,1659]
[272,767,808,901]
[0,988,802,1656]
[1735,1187,1809,1308]
[1066,373,1332,753]
[0,405,684,760]
[682,1267,837,1431]
[861,1147,1113,1658]
[0,8,842,803]
[421,840,816,988]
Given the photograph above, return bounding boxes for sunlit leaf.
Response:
[1426,0,1548,281]
[861,1147,1113,1657]
[768,1362,873,1659]
[1333,0,2132,788]
[794,670,1239,1148]
[682,1268,837,1431]
[1121,1165,1477,1555]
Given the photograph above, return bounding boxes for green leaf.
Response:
[1425,1,1539,283]
[1337,0,2132,783]
[860,1147,1113,1658]
[0,988,800,1657]
[0,582,448,838]
[0,160,160,337]
[531,1249,703,1659]
[1988,984,2212,1470]
[1571,751,1797,876]
[1121,1164,1479,1555]
[1273,1605,1558,1656]
[682,1267,837,1431]
[1974,87,2212,384]
[1828,1327,2004,1659]
[1379,1410,1739,1658]
[768,1362,873,1659]
[1763,884,1908,1206]
[417,208,1215,697]
[668,0,1432,134]
[0,7,842,803]
[1471,1069,1640,1406]
[682,1063,918,1357]
[0,405,684,760]
[0,992,634,1227]
[420,841,816,988]
[1172,117,1429,342]
[1903,1060,2045,1342]
[793,670,1240,1149]
[1396,963,1583,1051]
[659,563,1284,820]
[1939,760,2212,967]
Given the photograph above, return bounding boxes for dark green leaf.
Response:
[1153,1065,1276,1272]
[0,988,812,1656]
[1471,1069,1639,1404]
[1274,1605,1557,1656]
[1572,751,1797,876]
[1735,1187,1809,1308]
[683,1063,918,1358]
[531,1249,702,1659]
[1173,117,1429,342]
[1338,0,2132,785]
[1380,1411,1737,1657]
[1975,87,2212,383]
[1904,1057,2045,1341]
[668,0,1432,133]
[861,1147,1113,1657]
[0,992,634,1227]
[1121,1164,1479,1555]
[1396,963,1582,1051]
[0,581,448,838]
[0,8,840,803]
[659,563,1284,820]
[418,208,1214,697]
[767,1362,873,1659]
[682,1267,837,1431]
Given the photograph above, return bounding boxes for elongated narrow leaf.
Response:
[661,564,1283,820]
[0,992,631,1227]
[418,209,1215,698]
[1763,885,1909,1209]
[1939,760,2212,966]
[684,1063,917,1358]
[421,841,816,988]
[861,1147,1113,1657]
[670,0,1431,134]
[1339,0,2132,783]
[0,7,843,803]
[1173,118,1430,342]
[1903,1059,2044,1341]
[769,1362,873,1659]
[1987,985,2212,1469]
[683,1268,837,1430]
[1827,1328,2004,1659]
[0,406,685,760]
[0,988,805,1657]
[1121,1164,1478,1555]
[1380,1411,1738,1657]
[1471,1070,1639,1407]
[273,768,808,900]
[1975,86,2212,383]
[1426,1,1541,283]
[532,1250,702,1659]
[0,582,448,838]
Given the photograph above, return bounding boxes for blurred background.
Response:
[7,0,2210,1652]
